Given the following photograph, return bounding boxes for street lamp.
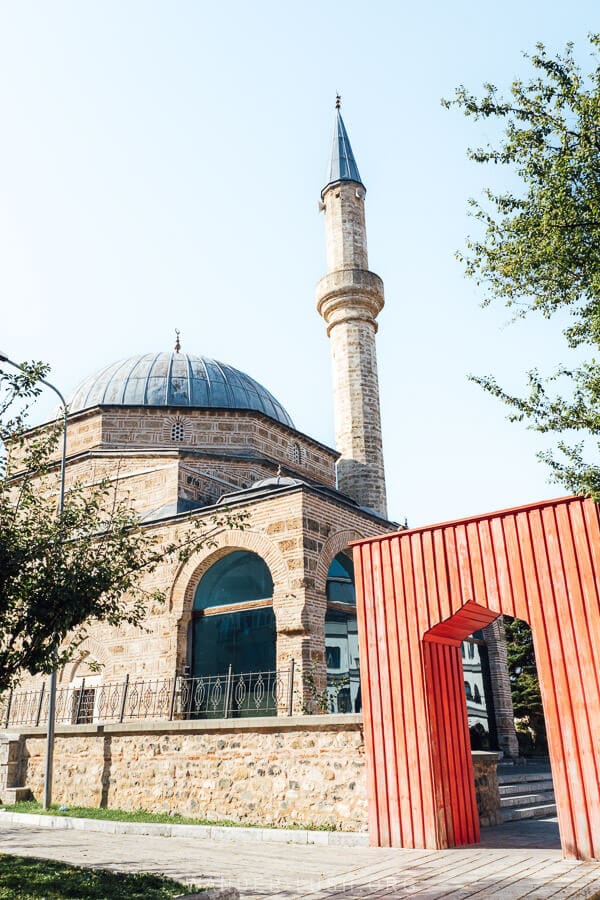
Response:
[0,351,67,809]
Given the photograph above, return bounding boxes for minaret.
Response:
[316,98,387,517]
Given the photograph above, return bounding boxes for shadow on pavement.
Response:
[475,816,561,850]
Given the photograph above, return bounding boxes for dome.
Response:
[68,351,294,427]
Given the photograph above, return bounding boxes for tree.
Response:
[503,616,547,755]
[444,35,600,499]
[0,362,243,694]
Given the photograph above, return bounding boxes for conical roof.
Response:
[323,102,364,194]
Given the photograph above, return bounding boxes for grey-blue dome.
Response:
[69,351,294,427]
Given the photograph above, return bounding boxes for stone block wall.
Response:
[0,719,501,834]
[9,716,369,831]
[472,751,502,827]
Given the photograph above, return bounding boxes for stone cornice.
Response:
[1,712,364,738]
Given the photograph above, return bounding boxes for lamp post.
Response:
[0,351,67,809]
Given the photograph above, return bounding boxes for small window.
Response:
[289,441,302,465]
[72,687,95,724]
[171,422,185,442]
[464,681,473,701]
[473,684,482,704]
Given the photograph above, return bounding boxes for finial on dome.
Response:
[174,329,181,353]
[335,93,341,110]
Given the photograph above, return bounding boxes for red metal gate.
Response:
[353,495,600,860]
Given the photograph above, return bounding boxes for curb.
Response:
[0,810,369,846]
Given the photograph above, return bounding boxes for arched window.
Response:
[191,551,275,683]
[194,551,273,610]
[325,553,360,713]
[465,681,473,701]
[326,553,356,605]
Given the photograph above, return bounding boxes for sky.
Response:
[0,1,597,527]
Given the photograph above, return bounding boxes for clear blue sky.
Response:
[1,2,597,525]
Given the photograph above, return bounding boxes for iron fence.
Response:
[0,662,296,729]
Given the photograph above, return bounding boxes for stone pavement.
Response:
[0,817,599,898]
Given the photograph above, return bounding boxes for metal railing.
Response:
[0,662,296,728]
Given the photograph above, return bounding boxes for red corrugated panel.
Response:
[354,495,600,861]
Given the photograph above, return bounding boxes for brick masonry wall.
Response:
[482,617,519,759]
[14,486,397,706]
[99,408,336,486]
[12,406,338,510]
[64,454,181,518]
[1,720,500,832]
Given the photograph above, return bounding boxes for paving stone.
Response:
[0,818,598,899]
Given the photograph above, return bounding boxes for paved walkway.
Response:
[1,817,599,898]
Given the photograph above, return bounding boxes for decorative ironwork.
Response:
[0,665,298,728]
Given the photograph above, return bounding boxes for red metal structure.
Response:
[353,495,600,861]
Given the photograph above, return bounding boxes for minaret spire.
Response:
[324,97,364,195]
[316,103,387,517]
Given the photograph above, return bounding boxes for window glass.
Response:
[325,608,360,712]
[194,551,273,610]
[326,553,356,606]
[192,607,276,678]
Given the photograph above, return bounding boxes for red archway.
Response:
[353,496,600,861]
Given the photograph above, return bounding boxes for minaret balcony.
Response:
[316,269,384,334]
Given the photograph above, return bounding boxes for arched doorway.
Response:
[354,496,600,860]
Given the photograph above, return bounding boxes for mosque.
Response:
[15,103,516,751]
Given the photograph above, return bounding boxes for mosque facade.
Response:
[14,105,516,751]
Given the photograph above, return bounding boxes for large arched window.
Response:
[192,551,275,680]
[325,552,360,713]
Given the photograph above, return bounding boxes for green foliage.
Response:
[3,800,246,827]
[0,854,200,899]
[0,363,245,693]
[1,800,339,830]
[444,36,600,498]
[503,616,547,755]
[300,662,350,714]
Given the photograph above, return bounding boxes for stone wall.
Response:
[8,716,369,831]
[316,180,387,518]
[472,751,502,827]
[99,407,338,487]
[0,718,501,835]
